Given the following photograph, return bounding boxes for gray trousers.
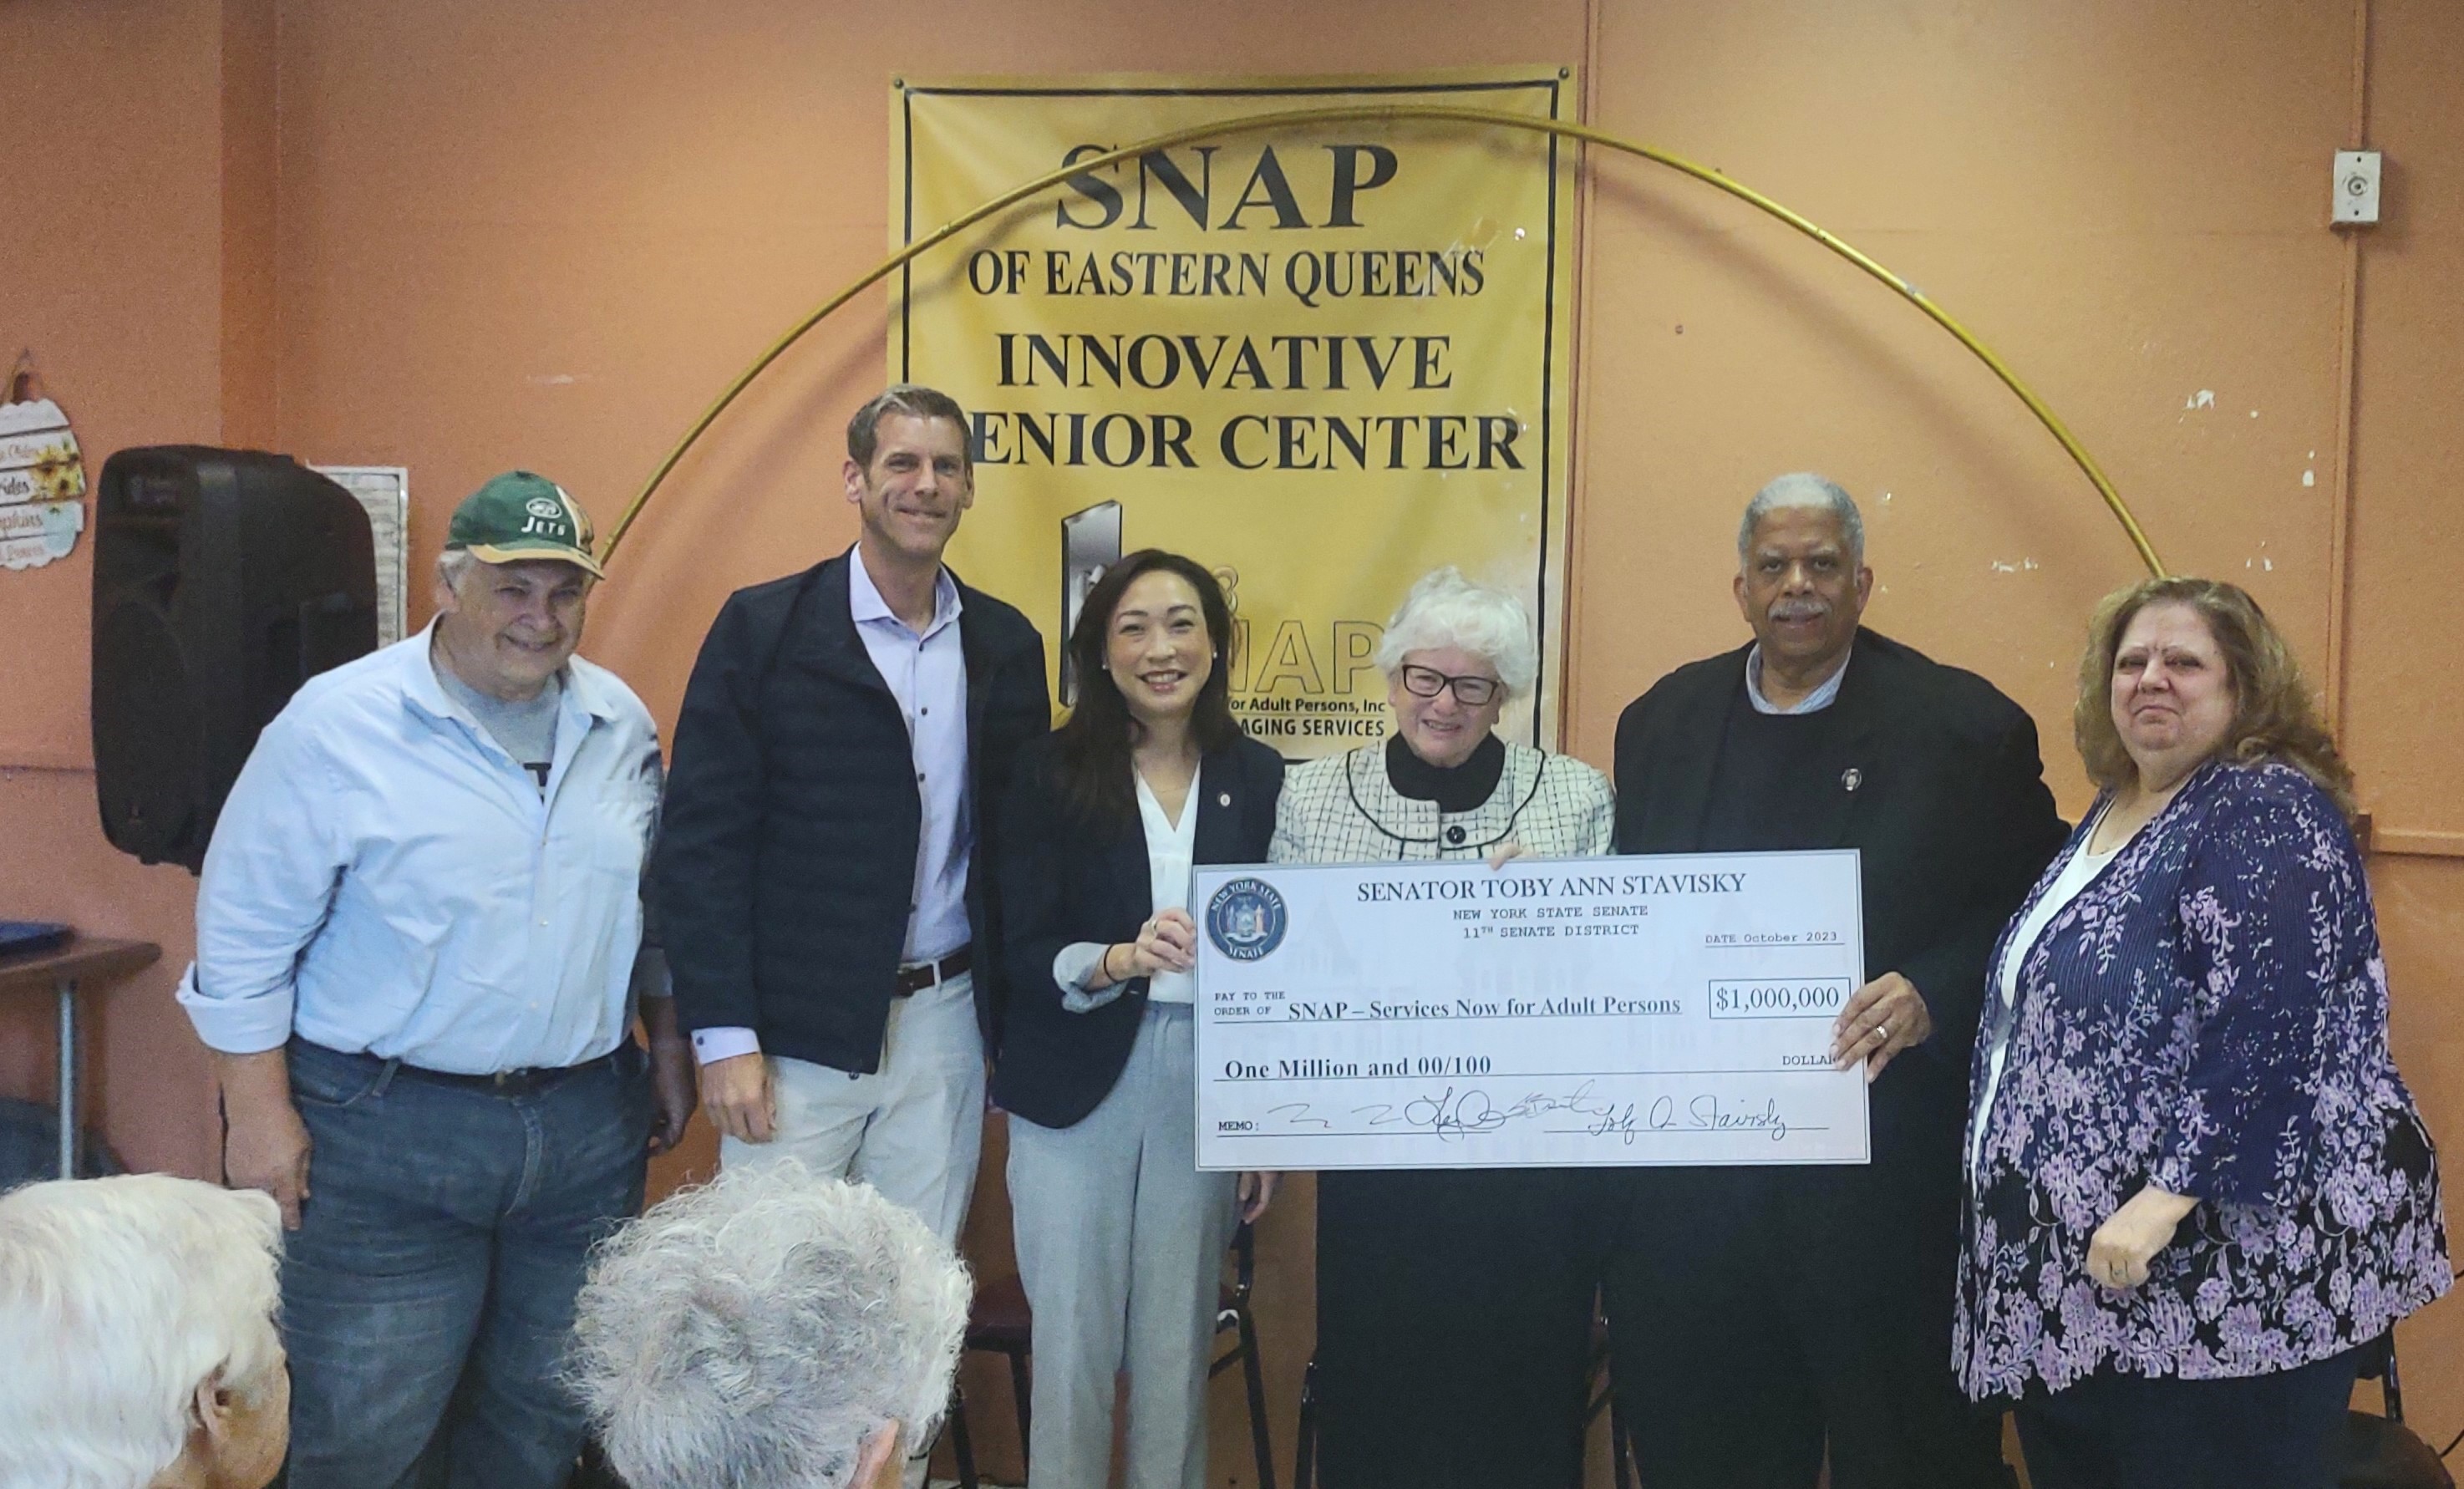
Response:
[717,972,983,1247]
[1008,1003,1237,1489]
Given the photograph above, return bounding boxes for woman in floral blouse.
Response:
[1955,577,2448,1489]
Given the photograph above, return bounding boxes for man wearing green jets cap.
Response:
[180,470,695,1489]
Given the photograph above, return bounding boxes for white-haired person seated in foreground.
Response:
[0,1174,287,1489]
[571,1160,970,1489]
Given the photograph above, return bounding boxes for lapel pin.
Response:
[1841,767,1864,792]
[1219,791,1232,806]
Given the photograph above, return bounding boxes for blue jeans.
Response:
[280,1039,651,1489]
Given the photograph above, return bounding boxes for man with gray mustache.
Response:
[1603,474,2065,1489]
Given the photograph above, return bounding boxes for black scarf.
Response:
[1384,732,1506,813]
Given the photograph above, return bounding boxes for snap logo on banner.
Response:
[1207,877,1288,962]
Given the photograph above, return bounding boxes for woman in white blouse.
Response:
[993,550,1285,1489]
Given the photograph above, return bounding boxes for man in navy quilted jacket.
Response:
[656,386,1048,1279]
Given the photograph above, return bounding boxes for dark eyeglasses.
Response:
[1398,664,1503,707]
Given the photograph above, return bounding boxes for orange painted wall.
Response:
[6,0,2461,1481]
[0,0,246,1183]
[2339,0,2464,1452]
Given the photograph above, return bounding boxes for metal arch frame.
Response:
[602,102,2167,577]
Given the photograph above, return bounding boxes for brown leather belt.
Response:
[892,944,971,998]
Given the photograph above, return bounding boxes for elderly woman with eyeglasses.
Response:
[1269,566,1615,1489]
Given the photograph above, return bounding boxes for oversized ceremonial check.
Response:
[1192,851,1871,1171]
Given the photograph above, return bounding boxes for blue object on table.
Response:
[0,1097,121,1187]
[0,922,72,958]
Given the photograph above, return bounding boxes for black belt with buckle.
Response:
[892,945,971,998]
[294,1038,630,1098]
[406,1048,624,1096]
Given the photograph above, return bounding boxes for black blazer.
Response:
[993,732,1284,1130]
[654,548,1050,1075]
[1612,627,2066,1160]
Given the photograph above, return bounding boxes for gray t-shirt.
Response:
[432,653,561,791]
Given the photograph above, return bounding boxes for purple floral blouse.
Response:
[1954,760,2449,1402]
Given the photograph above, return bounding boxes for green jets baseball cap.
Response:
[446,471,606,578]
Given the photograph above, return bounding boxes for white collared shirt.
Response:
[177,623,664,1074]
[1133,766,1202,1004]
[1054,765,1203,1009]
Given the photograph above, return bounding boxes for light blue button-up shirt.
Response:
[848,547,973,963]
[176,624,665,1075]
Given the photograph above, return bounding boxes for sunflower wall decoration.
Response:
[0,353,89,571]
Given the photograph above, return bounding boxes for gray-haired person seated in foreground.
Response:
[571,1161,971,1489]
[0,1174,288,1489]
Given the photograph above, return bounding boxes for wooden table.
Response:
[0,936,161,1178]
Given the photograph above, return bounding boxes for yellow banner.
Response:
[892,68,1577,752]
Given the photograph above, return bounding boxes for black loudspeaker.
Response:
[92,446,378,872]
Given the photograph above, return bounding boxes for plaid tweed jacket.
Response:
[1268,740,1614,866]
